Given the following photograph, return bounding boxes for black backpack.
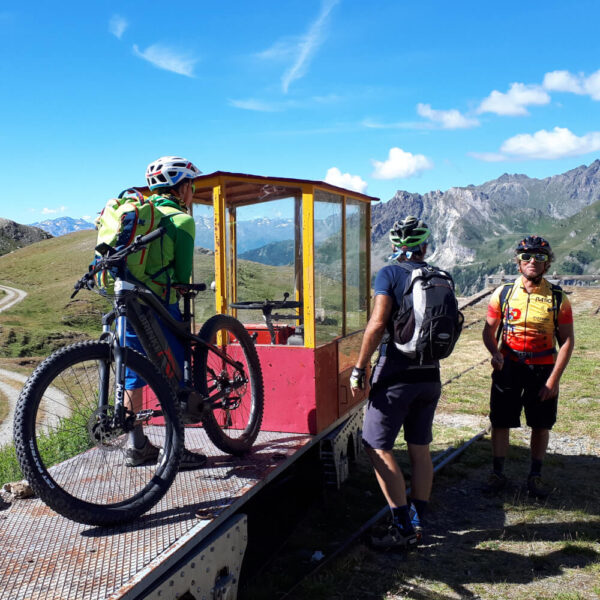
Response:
[393,263,464,362]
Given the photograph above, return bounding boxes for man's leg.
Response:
[125,388,146,448]
[365,446,417,549]
[530,428,549,462]
[527,427,551,498]
[523,365,557,497]
[365,447,408,508]
[491,427,510,457]
[486,361,522,492]
[124,388,160,466]
[407,443,433,501]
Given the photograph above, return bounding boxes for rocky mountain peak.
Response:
[0,218,52,257]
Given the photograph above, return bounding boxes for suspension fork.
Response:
[101,279,135,427]
[97,310,115,410]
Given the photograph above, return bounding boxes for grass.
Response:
[0,411,94,486]
[0,230,106,356]
[0,445,22,485]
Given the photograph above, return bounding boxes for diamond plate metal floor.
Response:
[0,429,313,600]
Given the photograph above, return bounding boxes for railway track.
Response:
[278,426,491,600]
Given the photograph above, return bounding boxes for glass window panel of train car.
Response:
[231,183,302,329]
[345,199,368,333]
[193,202,216,327]
[314,190,343,345]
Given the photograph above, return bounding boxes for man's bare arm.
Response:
[482,315,504,371]
[539,321,575,401]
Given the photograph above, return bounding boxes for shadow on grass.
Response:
[278,439,600,600]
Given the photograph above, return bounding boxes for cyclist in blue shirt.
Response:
[351,216,441,550]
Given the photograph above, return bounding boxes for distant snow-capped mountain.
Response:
[30,217,95,237]
[194,216,295,252]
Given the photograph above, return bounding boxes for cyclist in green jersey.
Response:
[125,156,207,469]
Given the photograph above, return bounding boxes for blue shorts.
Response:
[124,302,184,390]
[362,380,441,450]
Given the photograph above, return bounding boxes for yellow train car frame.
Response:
[190,172,378,434]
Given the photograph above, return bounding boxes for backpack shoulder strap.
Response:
[550,282,563,338]
[499,282,514,312]
[496,282,515,343]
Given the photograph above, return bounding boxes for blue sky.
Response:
[2,0,600,224]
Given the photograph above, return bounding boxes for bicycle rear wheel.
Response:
[13,340,184,526]
[194,315,264,456]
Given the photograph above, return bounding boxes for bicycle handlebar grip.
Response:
[137,226,166,246]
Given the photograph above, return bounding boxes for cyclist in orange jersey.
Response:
[482,236,574,498]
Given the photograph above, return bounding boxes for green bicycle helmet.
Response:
[389,216,431,248]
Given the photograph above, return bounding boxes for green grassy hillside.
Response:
[0,230,106,356]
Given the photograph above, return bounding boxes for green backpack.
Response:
[93,189,161,294]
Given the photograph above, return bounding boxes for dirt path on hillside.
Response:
[0,368,72,447]
[0,285,27,313]
[0,369,28,446]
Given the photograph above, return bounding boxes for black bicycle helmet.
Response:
[389,216,430,248]
[515,235,554,261]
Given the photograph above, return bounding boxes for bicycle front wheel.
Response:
[13,340,184,526]
[194,315,264,456]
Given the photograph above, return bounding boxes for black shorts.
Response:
[489,360,558,430]
[362,380,441,450]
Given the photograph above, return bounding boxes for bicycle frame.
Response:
[102,276,248,424]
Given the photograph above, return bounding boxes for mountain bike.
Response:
[13,227,264,526]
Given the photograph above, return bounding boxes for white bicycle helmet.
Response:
[145,156,201,190]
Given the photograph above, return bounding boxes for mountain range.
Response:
[3,160,600,294]
[29,217,95,237]
[371,159,600,292]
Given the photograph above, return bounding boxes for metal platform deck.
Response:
[0,428,314,600]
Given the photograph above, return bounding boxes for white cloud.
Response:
[543,69,600,100]
[472,126,600,162]
[255,40,295,61]
[258,0,339,93]
[133,44,197,77]
[324,167,368,193]
[500,126,600,160]
[229,94,340,112]
[371,147,433,179]
[416,103,479,129]
[478,82,550,116]
[228,98,282,112]
[109,15,128,39]
[42,206,67,215]
[542,70,584,94]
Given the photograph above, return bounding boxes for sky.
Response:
[2,0,600,224]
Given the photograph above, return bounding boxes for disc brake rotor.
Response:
[87,406,127,451]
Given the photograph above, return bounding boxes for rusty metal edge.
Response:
[110,402,367,600]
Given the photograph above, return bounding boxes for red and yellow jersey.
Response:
[487,276,573,364]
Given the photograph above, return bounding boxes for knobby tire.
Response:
[13,340,184,526]
[194,315,264,456]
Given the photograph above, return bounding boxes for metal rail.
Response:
[280,426,491,600]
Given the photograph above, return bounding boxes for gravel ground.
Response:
[434,411,599,457]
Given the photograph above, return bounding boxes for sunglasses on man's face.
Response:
[518,252,549,263]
